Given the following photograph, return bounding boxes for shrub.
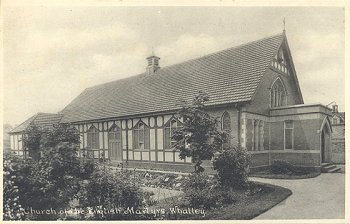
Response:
[270,160,295,174]
[80,160,95,180]
[182,173,218,209]
[181,173,241,209]
[213,147,250,189]
[3,152,26,220]
[78,167,145,220]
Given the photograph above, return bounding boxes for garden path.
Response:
[251,173,345,219]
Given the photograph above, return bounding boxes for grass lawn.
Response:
[250,170,320,179]
[152,181,292,220]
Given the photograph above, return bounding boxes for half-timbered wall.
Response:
[74,115,195,163]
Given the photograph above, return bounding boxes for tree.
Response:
[6,124,84,220]
[22,125,43,160]
[173,91,228,172]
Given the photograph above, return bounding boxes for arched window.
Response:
[270,78,287,108]
[259,121,264,151]
[87,125,99,149]
[221,112,231,147]
[252,120,264,151]
[253,120,259,151]
[108,124,121,159]
[133,122,149,150]
[164,119,183,149]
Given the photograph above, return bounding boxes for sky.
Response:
[3,6,345,127]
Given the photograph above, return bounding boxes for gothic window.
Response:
[87,125,99,149]
[222,112,231,147]
[164,119,183,149]
[284,120,294,150]
[133,122,150,150]
[270,78,287,108]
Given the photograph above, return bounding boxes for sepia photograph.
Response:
[1,1,348,223]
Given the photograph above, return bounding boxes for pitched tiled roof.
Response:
[10,113,63,133]
[61,33,284,123]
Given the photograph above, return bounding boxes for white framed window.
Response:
[164,119,183,149]
[284,120,294,150]
[133,122,150,150]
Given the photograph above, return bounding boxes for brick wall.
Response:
[269,121,284,150]
[245,68,302,115]
[331,124,345,164]
[270,152,320,166]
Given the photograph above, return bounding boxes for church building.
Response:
[9,31,334,172]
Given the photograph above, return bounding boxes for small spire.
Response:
[283,17,286,33]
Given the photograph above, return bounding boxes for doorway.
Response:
[320,121,331,163]
[108,125,122,161]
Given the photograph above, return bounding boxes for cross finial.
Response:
[283,17,286,33]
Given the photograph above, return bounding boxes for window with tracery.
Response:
[133,122,150,150]
[270,78,287,108]
[164,119,183,149]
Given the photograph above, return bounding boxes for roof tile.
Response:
[60,33,284,123]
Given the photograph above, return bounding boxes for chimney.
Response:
[332,104,338,113]
[146,55,160,75]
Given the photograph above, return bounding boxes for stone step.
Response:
[321,163,331,167]
[327,167,341,173]
[323,164,336,170]
[321,163,341,173]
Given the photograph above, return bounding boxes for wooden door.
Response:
[108,127,122,161]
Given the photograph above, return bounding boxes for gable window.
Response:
[87,125,99,149]
[270,78,287,108]
[133,122,150,150]
[271,47,289,75]
[164,119,183,149]
[221,112,231,148]
[284,120,294,150]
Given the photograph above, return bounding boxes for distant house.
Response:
[8,113,63,157]
[330,104,345,164]
[9,32,335,172]
[3,124,13,152]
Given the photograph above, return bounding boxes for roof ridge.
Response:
[82,32,284,91]
[157,32,284,71]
